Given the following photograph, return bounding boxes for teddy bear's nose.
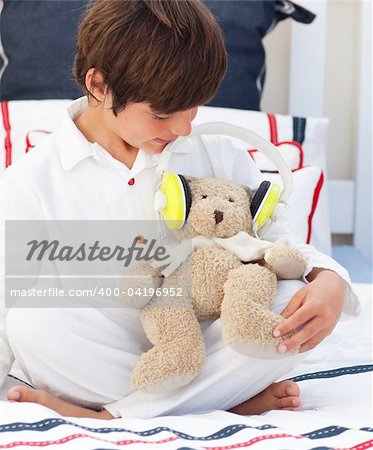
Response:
[214,210,224,224]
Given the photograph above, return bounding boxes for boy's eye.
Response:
[153,115,170,121]
[228,197,234,202]
[201,195,207,199]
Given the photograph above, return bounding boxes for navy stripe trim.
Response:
[288,364,373,383]
[0,420,275,437]
[302,425,349,439]
[293,116,306,144]
[1,419,371,442]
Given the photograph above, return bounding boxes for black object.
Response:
[250,180,271,218]
[178,174,193,222]
[204,0,316,110]
[0,0,87,100]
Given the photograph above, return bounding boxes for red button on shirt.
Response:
[128,178,135,186]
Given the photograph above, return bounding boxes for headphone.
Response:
[153,172,193,231]
[154,122,293,236]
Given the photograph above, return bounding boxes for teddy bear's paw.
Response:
[227,332,299,359]
[268,256,307,280]
[222,304,299,359]
[131,342,206,394]
[264,243,307,280]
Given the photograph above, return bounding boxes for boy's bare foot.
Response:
[7,385,113,419]
[228,380,300,415]
[7,380,299,419]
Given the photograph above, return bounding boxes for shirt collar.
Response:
[57,97,97,171]
[57,97,192,172]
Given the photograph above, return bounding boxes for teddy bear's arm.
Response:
[263,239,307,280]
[121,260,164,308]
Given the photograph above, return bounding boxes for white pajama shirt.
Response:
[0,97,359,418]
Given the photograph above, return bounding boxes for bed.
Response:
[0,1,372,448]
[0,283,371,448]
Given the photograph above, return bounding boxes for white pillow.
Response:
[0,100,71,172]
[265,166,327,251]
[195,106,331,255]
[195,106,329,170]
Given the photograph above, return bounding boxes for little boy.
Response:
[1,0,358,419]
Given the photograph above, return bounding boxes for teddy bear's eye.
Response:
[201,195,208,199]
[228,197,234,202]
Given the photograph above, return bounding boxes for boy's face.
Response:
[103,99,198,154]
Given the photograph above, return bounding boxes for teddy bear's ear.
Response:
[242,185,253,203]
[184,175,196,183]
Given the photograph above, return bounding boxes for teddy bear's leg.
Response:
[221,264,293,358]
[130,256,206,393]
[130,306,205,394]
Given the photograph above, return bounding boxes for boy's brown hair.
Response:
[74,0,227,116]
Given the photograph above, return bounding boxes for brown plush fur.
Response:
[122,177,307,393]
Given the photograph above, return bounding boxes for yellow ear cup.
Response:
[255,183,280,230]
[161,173,187,230]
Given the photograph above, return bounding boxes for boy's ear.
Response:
[85,68,108,103]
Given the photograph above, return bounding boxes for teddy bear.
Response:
[122,176,307,394]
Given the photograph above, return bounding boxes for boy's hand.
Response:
[273,269,345,353]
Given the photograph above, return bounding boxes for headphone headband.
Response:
[164,122,293,201]
[155,122,293,236]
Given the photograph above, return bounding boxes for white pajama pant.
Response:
[6,280,309,419]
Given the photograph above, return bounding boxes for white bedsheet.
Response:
[0,283,371,449]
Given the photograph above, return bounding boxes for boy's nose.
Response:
[169,110,194,137]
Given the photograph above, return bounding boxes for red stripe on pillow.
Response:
[280,140,304,169]
[1,101,12,168]
[25,130,51,153]
[267,113,278,144]
[266,114,304,170]
[247,149,257,159]
[248,144,303,172]
[306,170,324,244]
